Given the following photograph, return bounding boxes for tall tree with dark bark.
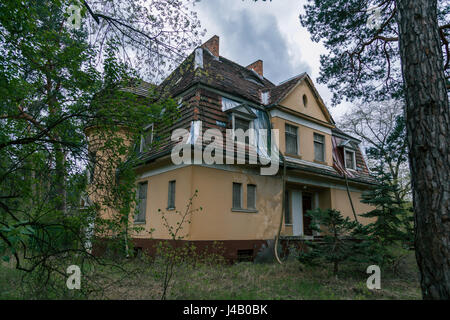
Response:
[298,0,449,299]
[396,0,449,299]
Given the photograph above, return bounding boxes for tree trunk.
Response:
[396,0,450,299]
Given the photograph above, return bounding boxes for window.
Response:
[167,180,176,209]
[314,133,325,162]
[234,117,250,131]
[261,91,270,104]
[87,151,96,184]
[232,182,243,209]
[285,124,298,155]
[345,149,356,170]
[302,94,308,107]
[234,117,251,145]
[237,249,254,262]
[135,182,148,223]
[284,191,291,224]
[247,184,256,210]
[140,124,154,152]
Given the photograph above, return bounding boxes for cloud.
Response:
[194,0,311,84]
[191,0,353,118]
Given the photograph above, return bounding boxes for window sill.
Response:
[285,153,302,160]
[134,221,146,225]
[166,207,176,211]
[231,208,258,213]
[313,160,328,165]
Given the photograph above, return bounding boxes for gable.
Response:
[278,79,332,124]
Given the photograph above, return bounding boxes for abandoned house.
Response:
[86,35,376,261]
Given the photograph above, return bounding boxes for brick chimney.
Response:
[246,60,263,77]
[201,35,219,58]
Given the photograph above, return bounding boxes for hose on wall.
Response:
[344,174,359,222]
[274,153,287,264]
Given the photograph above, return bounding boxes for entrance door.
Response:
[302,193,313,236]
[291,190,303,236]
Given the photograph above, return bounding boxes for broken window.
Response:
[314,133,325,162]
[285,124,298,155]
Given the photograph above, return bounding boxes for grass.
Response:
[0,250,422,300]
[0,261,22,299]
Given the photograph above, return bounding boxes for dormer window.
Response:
[235,117,250,132]
[261,91,270,105]
[140,124,154,152]
[344,149,356,170]
[233,115,254,145]
[225,102,257,146]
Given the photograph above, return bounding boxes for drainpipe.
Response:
[344,174,358,222]
[274,152,287,264]
[262,106,285,264]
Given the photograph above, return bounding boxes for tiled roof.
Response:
[269,74,306,105]
[158,49,276,104]
[135,44,375,185]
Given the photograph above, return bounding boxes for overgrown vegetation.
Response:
[0,0,202,299]
[0,249,420,300]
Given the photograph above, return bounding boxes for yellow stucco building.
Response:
[87,36,376,261]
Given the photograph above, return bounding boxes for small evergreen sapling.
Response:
[298,208,369,276]
[360,168,412,266]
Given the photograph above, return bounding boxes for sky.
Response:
[191,0,352,121]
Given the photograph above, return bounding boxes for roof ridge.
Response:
[277,72,307,86]
[216,55,275,87]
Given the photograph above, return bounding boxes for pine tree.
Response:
[298,208,371,276]
[360,166,412,266]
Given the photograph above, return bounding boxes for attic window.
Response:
[140,124,154,152]
[194,48,203,69]
[344,149,356,170]
[234,117,251,145]
[302,94,308,107]
[261,91,270,105]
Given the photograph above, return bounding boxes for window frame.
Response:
[232,113,255,146]
[285,123,299,155]
[344,148,357,170]
[140,123,154,153]
[134,181,148,223]
[232,182,243,210]
[302,94,308,108]
[247,184,257,210]
[313,133,325,162]
[167,180,176,210]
